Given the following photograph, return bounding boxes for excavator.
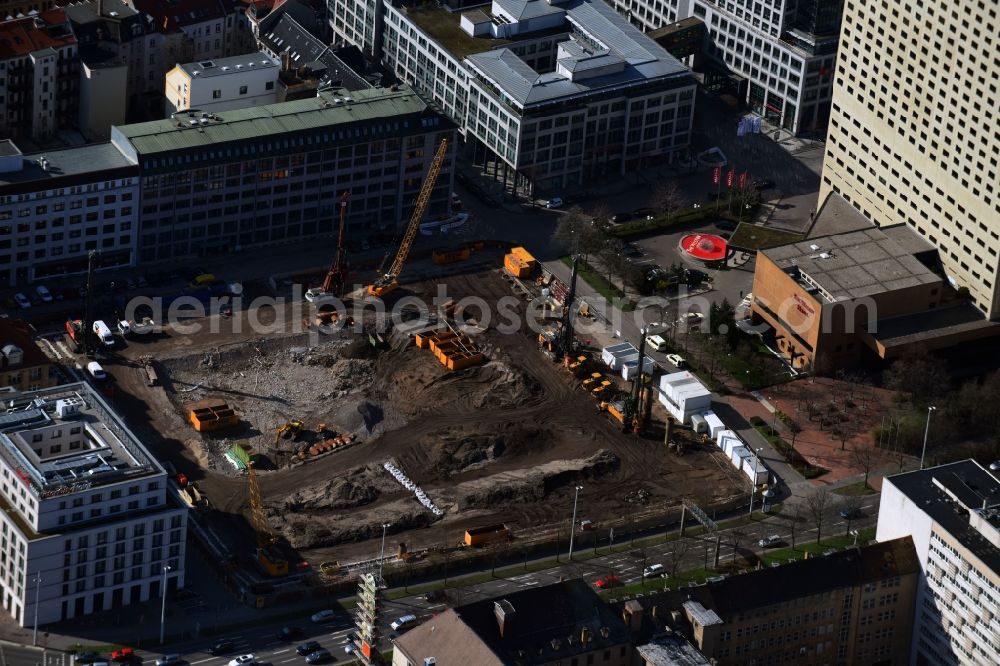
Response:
[368,138,449,298]
[306,191,351,304]
[274,420,304,445]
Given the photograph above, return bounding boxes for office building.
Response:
[0,139,139,288]
[0,319,58,392]
[877,460,1000,665]
[329,0,696,189]
[819,0,1000,319]
[749,192,1000,373]
[164,52,281,116]
[0,9,79,141]
[392,579,632,665]
[111,85,456,263]
[612,0,842,134]
[622,537,919,665]
[0,383,187,625]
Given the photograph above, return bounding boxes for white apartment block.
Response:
[0,140,139,289]
[164,52,280,116]
[819,0,1000,319]
[609,0,841,134]
[877,460,1000,666]
[331,0,696,189]
[0,383,187,626]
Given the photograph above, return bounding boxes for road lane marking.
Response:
[189,659,217,665]
[272,649,290,654]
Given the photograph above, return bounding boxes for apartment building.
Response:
[0,318,58,392]
[0,139,138,288]
[164,52,280,116]
[819,0,1000,320]
[0,9,79,141]
[332,0,696,189]
[110,85,455,263]
[622,537,919,665]
[392,579,633,666]
[877,460,1000,665]
[0,383,187,626]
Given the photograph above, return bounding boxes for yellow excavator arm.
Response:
[368,137,450,297]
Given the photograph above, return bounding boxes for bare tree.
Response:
[652,181,685,222]
[552,206,606,261]
[664,537,690,581]
[728,527,748,565]
[851,444,880,488]
[787,503,802,549]
[804,489,832,544]
[831,419,857,451]
[788,420,803,448]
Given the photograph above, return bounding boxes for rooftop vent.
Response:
[819,252,831,259]
[809,244,820,251]
[55,397,82,418]
[423,660,436,666]
[1,344,23,366]
[221,66,229,71]
[200,61,215,68]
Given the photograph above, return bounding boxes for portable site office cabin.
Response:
[602,342,638,370]
[703,412,725,439]
[621,356,656,380]
[658,371,712,423]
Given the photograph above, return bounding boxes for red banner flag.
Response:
[739,172,747,189]
[712,166,721,185]
[726,169,734,187]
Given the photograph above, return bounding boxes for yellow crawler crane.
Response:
[368,138,450,298]
[231,445,289,576]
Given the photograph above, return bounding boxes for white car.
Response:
[310,609,336,623]
[35,285,53,302]
[227,656,255,666]
[545,196,564,209]
[643,563,665,578]
[665,353,687,368]
[758,535,781,548]
[677,312,703,327]
[645,334,668,353]
[14,292,30,309]
[86,361,107,380]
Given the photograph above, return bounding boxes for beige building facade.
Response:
[819,0,1000,319]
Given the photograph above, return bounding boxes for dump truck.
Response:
[464,524,511,547]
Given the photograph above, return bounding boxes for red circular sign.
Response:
[679,233,728,261]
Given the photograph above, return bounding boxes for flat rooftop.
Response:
[176,52,279,78]
[763,226,942,302]
[0,143,136,188]
[405,5,513,59]
[114,85,440,155]
[867,302,1000,349]
[636,634,712,666]
[0,384,162,498]
[886,461,1000,576]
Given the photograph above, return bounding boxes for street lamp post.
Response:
[568,485,583,560]
[378,523,390,580]
[919,406,937,470]
[769,398,777,434]
[748,485,755,519]
[31,573,41,647]
[159,565,171,645]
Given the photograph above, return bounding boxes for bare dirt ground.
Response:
[104,269,744,566]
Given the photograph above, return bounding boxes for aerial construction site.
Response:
[94,139,746,596]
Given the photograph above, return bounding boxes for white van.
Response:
[87,361,106,380]
[390,614,418,631]
[645,334,668,352]
[92,320,115,347]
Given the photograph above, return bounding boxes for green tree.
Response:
[552,206,605,261]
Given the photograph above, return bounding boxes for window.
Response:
[265,81,274,91]
[212,89,222,99]
[239,85,247,95]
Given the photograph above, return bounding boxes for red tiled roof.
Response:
[131,0,225,33]
[0,8,76,59]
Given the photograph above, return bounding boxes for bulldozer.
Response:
[582,372,603,390]
[275,420,304,445]
[591,379,613,396]
[567,354,589,377]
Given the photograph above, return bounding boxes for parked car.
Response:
[545,196,564,209]
[683,268,709,284]
[155,655,184,666]
[758,535,782,548]
[296,642,322,656]
[305,650,333,664]
[210,641,235,656]
[643,563,665,578]
[645,334,669,353]
[227,656,256,666]
[75,653,101,665]
[93,662,111,666]
[14,292,31,309]
[35,285,53,302]
[390,614,418,632]
[425,588,447,603]
[277,626,303,641]
[311,609,336,623]
[595,574,622,589]
[86,361,107,380]
[632,207,657,219]
[622,243,643,258]
[665,354,687,369]
[112,648,136,662]
[840,507,863,520]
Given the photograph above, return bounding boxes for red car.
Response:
[111,648,135,662]
[595,575,621,589]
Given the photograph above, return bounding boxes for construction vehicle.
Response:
[275,420,304,444]
[65,319,85,351]
[368,138,449,298]
[582,372,603,390]
[137,355,158,386]
[306,191,351,304]
[248,456,289,577]
[591,379,613,396]
[567,354,589,377]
